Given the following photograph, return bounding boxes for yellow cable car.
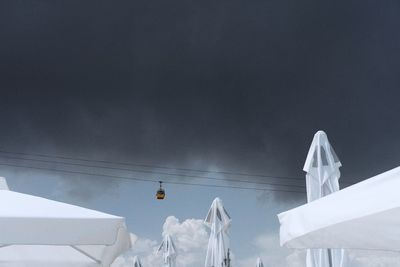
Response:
[156,181,165,200]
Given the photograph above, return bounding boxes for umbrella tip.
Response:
[212,197,224,206]
[0,177,9,190]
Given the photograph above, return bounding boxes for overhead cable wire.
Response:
[0,162,306,194]
[0,154,305,190]
[0,149,304,182]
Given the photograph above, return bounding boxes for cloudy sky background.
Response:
[1,0,400,266]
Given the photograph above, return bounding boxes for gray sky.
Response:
[1,0,400,266]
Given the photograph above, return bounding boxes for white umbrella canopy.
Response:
[0,176,9,190]
[0,245,101,267]
[204,197,231,267]
[279,166,400,251]
[158,234,177,267]
[256,257,264,267]
[132,256,143,267]
[303,131,346,267]
[0,178,131,267]
[304,130,341,202]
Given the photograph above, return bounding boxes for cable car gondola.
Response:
[156,181,165,200]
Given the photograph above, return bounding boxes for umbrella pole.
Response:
[224,249,231,267]
[328,248,333,267]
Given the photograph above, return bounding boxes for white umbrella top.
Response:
[304,131,341,182]
[0,176,9,190]
[132,256,143,267]
[204,197,231,233]
[204,197,231,267]
[158,234,177,265]
[256,257,264,267]
[304,130,342,202]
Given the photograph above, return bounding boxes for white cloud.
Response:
[347,250,400,267]
[114,216,209,267]
[236,232,304,267]
[236,232,400,267]
[112,233,159,267]
[118,218,400,267]
[114,221,400,267]
[162,216,209,266]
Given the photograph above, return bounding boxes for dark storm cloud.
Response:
[1,0,400,199]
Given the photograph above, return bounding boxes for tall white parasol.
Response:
[158,234,177,267]
[303,131,346,267]
[204,197,231,267]
[256,257,264,267]
[132,256,143,267]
